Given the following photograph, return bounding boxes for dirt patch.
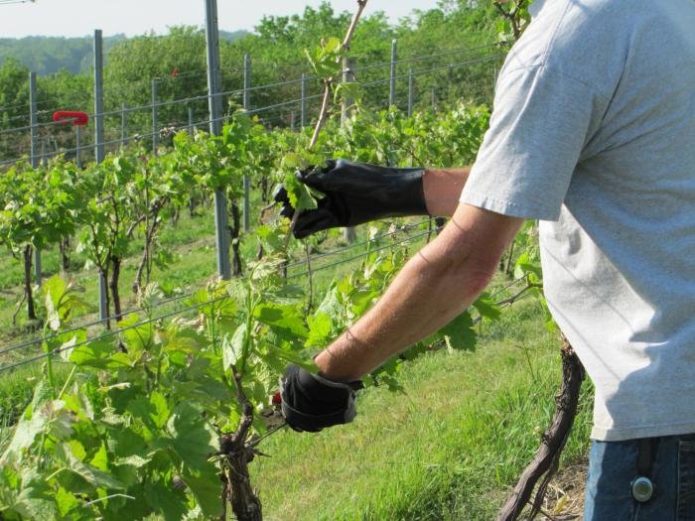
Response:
[522,461,588,521]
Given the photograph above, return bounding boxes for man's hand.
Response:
[280,364,363,432]
[274,159,428,238]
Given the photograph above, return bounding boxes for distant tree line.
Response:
[0,1,504,162]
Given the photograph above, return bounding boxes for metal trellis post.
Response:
[151,79,158,155]
[242,53,251,233]
[28,72,42,286]
[205,0,231,280]
[29,72,38,169]
[408,67,414,117]
[389,39,398,107]
[342,56,357,244]
[94,31,105,164]
[75,125,82,168]
[300,73,307,128]
[94,29,108,321]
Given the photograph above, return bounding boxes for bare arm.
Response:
[314,202,523,381]
[422,167,471,217]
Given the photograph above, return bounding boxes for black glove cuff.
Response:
[388,167,428,218]
[280,401,357,432]
[328,160,428,226]
[281,365,362,432]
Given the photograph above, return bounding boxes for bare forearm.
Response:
[315,243,485,381]
[423,167,471,217]
[314,204,521,382]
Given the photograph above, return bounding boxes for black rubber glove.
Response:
[274,159,428,239]
[280,364,363,433]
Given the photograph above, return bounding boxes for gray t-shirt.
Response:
[460,0,695,441]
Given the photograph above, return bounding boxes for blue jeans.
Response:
[585,433,695,520]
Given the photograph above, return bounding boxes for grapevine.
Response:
[0,18,521,521]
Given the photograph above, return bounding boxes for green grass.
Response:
[252,298,593,521]
[0,213,593,520]
[0,211,219,340]
[0,361,74,428]
[0,209,417,343]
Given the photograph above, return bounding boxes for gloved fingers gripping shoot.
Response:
[280,364,363,432]
[274,159,428,239]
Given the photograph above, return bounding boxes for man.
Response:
[278,0,695,518]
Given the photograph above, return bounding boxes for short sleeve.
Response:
[460,63,597,221]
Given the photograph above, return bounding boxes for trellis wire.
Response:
[0,225,434,374]
[0,47,502,360]
[0,46,499,139]
[0,51,501,165]
[0,219,432,357]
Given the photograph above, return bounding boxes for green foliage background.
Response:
[0,2,503,160]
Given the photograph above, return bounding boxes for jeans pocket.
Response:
[677,439,695,521]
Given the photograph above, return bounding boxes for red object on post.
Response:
[52,111,89,126]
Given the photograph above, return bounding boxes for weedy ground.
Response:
[253,297,593,521]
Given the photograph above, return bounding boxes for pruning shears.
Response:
[252,392,287,447]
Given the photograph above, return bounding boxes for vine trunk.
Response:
[59,236,71,272]
[109,255,123,322]
[230,202,243,277]
[223,440,262,521]
[497,336,585,521]
[22,245,36,321]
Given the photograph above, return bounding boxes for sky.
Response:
[0,0,442,39]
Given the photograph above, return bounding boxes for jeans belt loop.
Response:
[631,437,659,503]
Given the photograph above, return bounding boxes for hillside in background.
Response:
[0,30,249,75]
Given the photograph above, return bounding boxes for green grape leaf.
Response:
[514,251,543,282]
[69,337,130,370]
[181,465,223,519]
[67,439,87,461]
[439,310,477,352]
[64,444,125,490]
[11,469,56,520]
[144,481,188,521]
[256,224,286,252]
[0,399,56,465]
[283,172,317,212]
[304,37,343,78]
[306,312,333,348]
[166,402,217,472]
[223,325,246,371]
[109,427,148,459]
[280,152,306,171]
[254,302,309,341]
[473,293,502,321]
[333,81,362,106]
[350,289,378,316]
[44,278,63,331]
[55,487,81,518]
[149,391,171,429]
[316,282,341,317]
[322,36,342,54]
